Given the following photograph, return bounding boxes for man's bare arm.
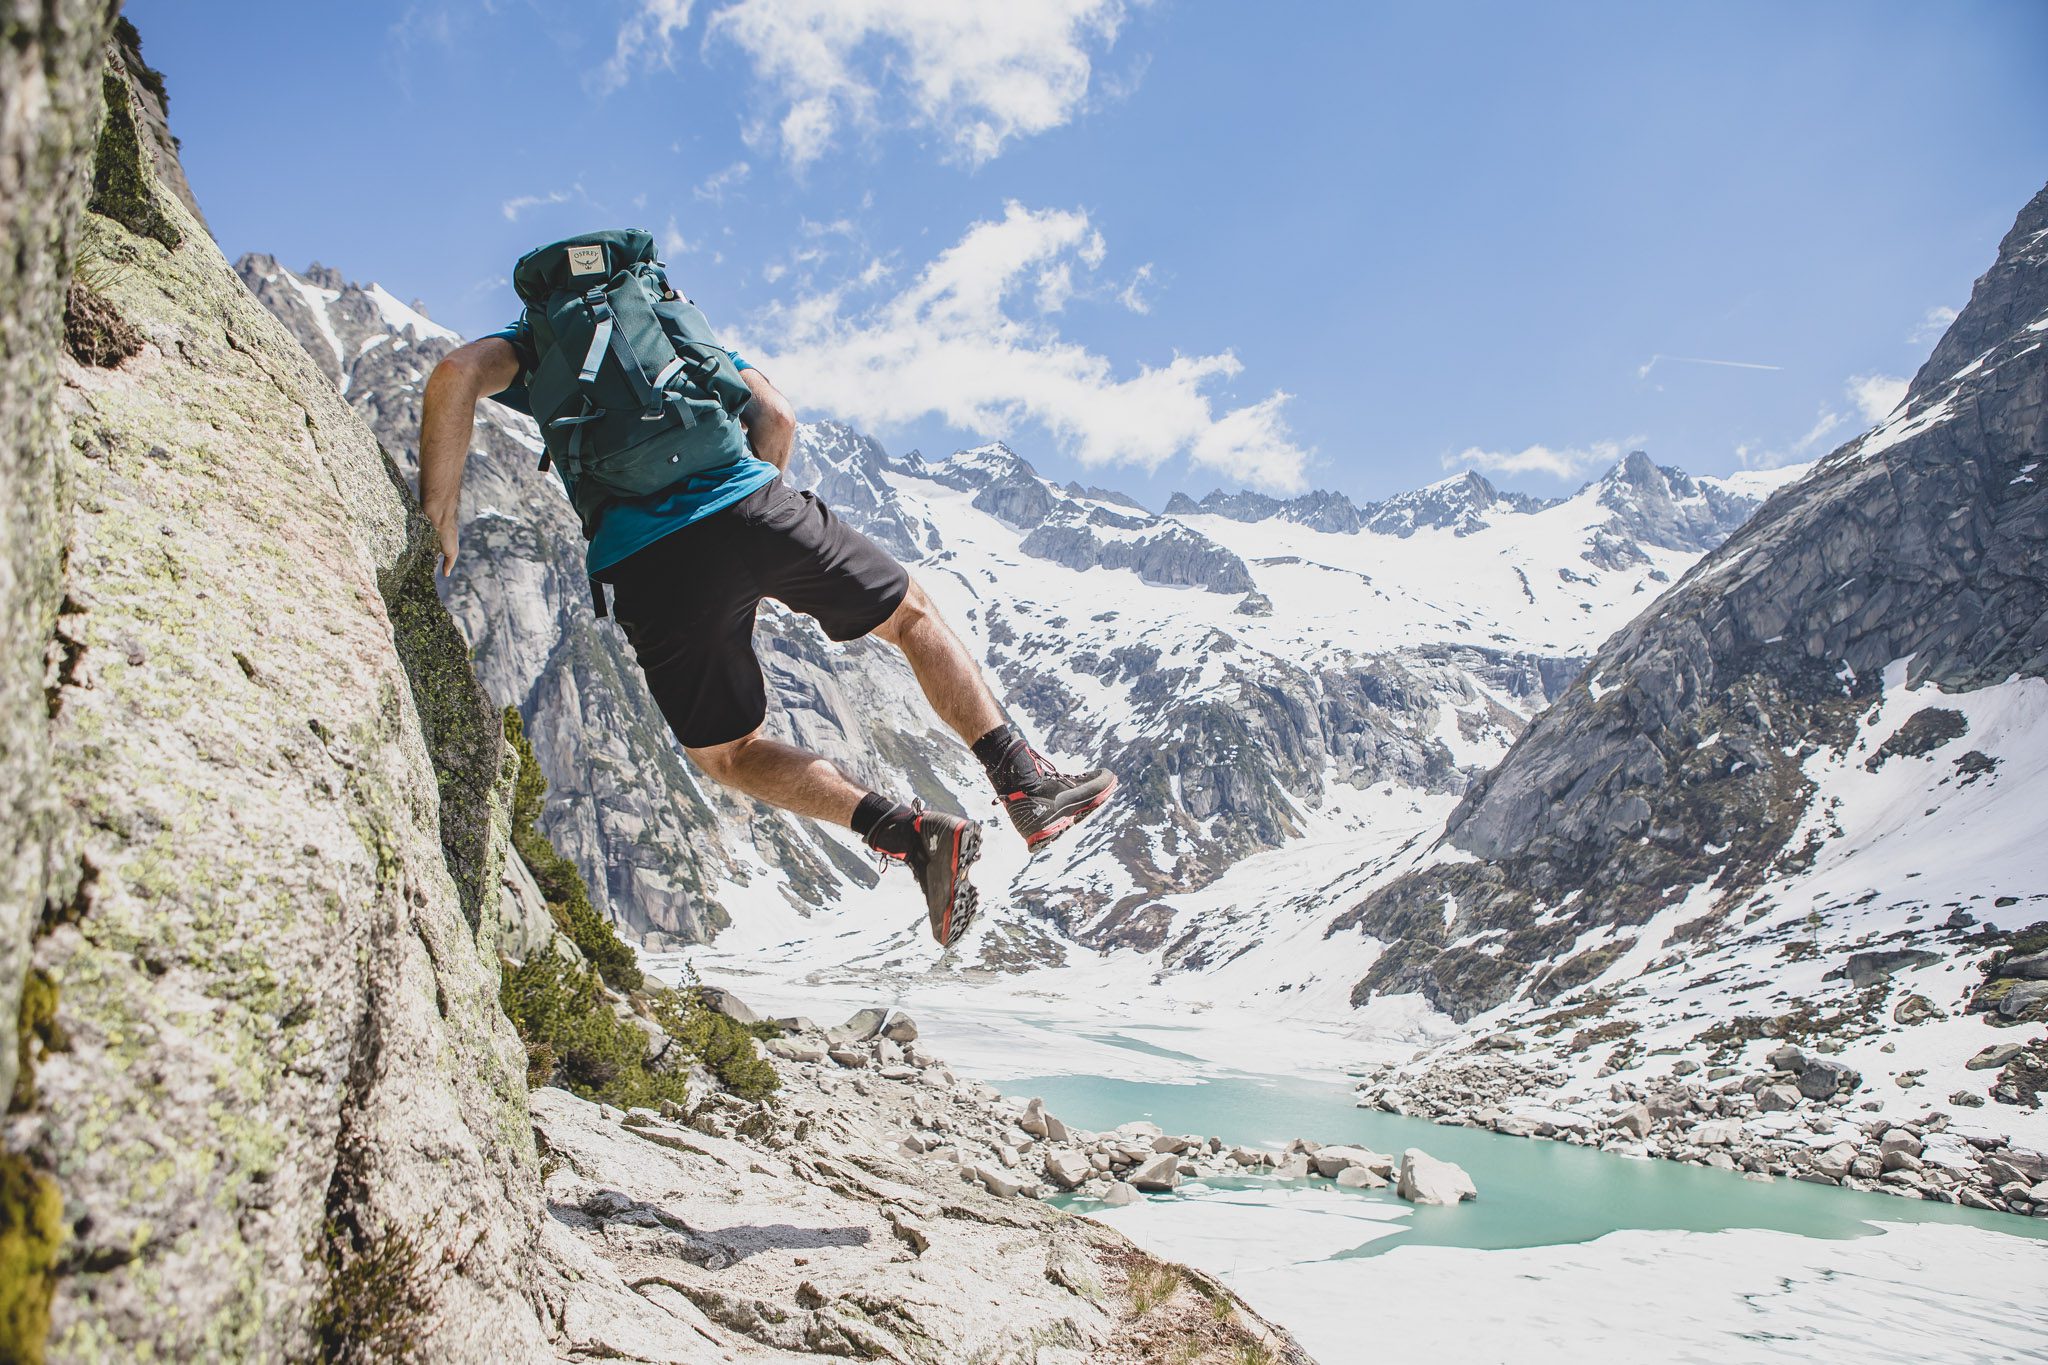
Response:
[419,337,522,574]
[737,365,797,472]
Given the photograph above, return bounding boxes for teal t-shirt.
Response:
[482,317,779,576]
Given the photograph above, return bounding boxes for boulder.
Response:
[1019,1097,1050,1138]
[1824,950,1942,990]
[1796,1058,1859,1100]
[772,1015,820,1034]
[827,1047,870,1069]
[1767,1044,1809,1073]
[973,1165,1038,1199]
[1043,1149,1090,1191]
[1810,1142,1858,1181]
[1991,980,2048,1021]
[1229,1147,1273,1168]
[696,986,757,1024]
[1611,1104,1653,1138]
[1101,1182,1141,1207]
[1879,1129,1923,1160]
[1396,1150,1477,1206]
[1693,1119,1744,1146]
[2000,951,2048,981]
[1310,1145,1393,1179]
[1275,1154,1312,1180]
[833,1007,890,1044]
[1129,1153,1181,1192]
[765,1038,827,1064]
[1967,1042,2025,1071]
[1335,1166,1388,1189]
[1892,994,1941,1025]
[881,1011,919,1043]
[1044,1114,1071,1143]
[1756,1084,1803,1113]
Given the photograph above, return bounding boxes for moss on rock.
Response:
[86,70,180,250]
[380,462,508,930]
[504,707,640,990]
[0,1151,63,1365]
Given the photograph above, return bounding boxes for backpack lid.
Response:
[512,228,659,305]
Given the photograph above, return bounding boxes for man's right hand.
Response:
[428,505,460,575]
[417,337,522,577]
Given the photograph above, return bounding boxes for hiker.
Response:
[416,229,1115,946]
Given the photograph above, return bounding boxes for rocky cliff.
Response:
[1,0,123,1348]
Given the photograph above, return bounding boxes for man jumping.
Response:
[416,228,1115,947]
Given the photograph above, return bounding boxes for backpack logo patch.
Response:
[566,244,606,276]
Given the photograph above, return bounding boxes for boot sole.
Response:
[1023,775,1118,852]
[932,821,983,947]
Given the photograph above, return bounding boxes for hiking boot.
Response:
[991,746,1118,851]
[890,806,982,947]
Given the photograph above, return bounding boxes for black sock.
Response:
[972,723,1025,779]
[852,791,918,857]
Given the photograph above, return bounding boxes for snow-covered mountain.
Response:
[237,249,1801,987]
[1337,181,2048,1144]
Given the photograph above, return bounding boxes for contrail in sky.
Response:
[1637,353,1784,379]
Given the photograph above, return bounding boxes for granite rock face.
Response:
[0,0,117,1119]
[12,49,553,1358]
[1337,182,2048,1021]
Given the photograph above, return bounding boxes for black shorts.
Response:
[605,478,910,749]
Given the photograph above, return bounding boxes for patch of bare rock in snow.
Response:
[533,993,1327,1363]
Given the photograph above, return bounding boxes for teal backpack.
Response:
[511,228,754,538]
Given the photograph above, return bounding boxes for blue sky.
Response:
[131,0,2048,507]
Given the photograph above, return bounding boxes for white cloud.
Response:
[741,201,1308,490]
[1449,440,1632,481]
[693,160,752,203]
[500,189,570,221]
[1737,403,1850,471]
[661,216,691,258]
[595,0,697,93]
[1910,304,1958,345]
[1847,373,1906,423]
[1116,263,1154,314]
[1736,372,1911,471]
[706,0,1131,168]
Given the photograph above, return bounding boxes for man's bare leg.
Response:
[685,731,867,826]
[684,579,999,826]
[869,578,1005,745]
[686,699,983,947]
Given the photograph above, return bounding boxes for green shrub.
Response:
[500,955,694,1110]
[503,707,641,991]
[651,968,781,1103]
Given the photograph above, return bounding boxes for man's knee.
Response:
[872,577,931,646]
[685,728,762,785]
